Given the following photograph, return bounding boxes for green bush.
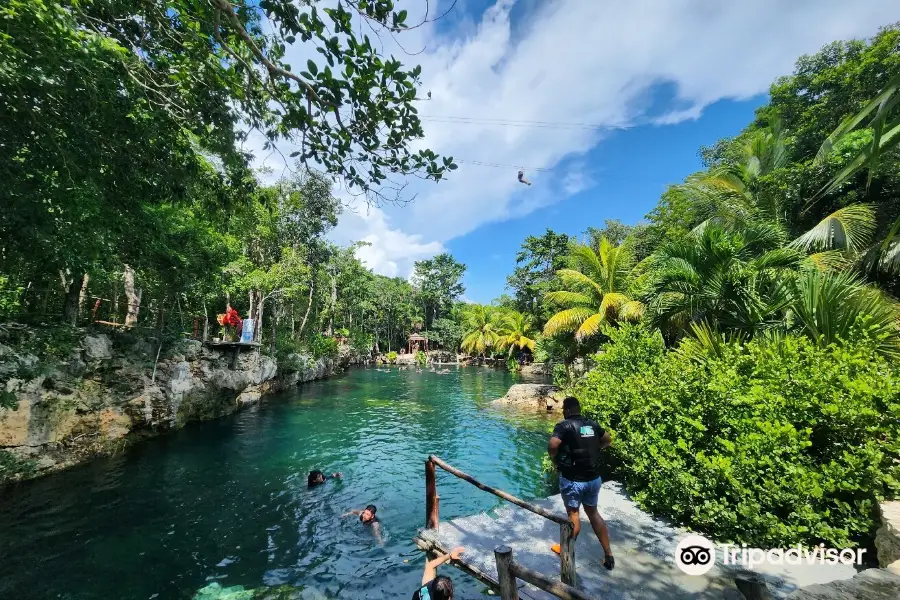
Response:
[0,276,23,319]
[569,323,900,548]
[307,334,339,360]
[386,351,398,364]
[0,450,37,484]
[416,350,427,367]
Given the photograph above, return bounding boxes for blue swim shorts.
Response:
[559,475,602,509]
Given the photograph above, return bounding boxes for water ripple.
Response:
[0,368,555,600]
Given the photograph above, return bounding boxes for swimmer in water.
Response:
[342,504,383,545]
[307,470,342,488]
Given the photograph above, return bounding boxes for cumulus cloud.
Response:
[265,0,900,277]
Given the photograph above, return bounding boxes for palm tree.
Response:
[677,124,788,228]
[647,221,803,337]
[815,71,900,197]
[789,269,900,358]
[459,304,499,355]
[496,310,537,356]
[543,239,644,341]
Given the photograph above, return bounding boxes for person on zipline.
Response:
[412,546,464,600]
[548,396,614,570]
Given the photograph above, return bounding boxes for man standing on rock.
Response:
[548,396,615,570]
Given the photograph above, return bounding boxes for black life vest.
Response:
[556,416,603,482]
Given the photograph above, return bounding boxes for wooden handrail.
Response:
[428,454,568,525]
[495,546,597,600]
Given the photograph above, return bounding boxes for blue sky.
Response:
[299,0,900,302]
[450,94,769,303]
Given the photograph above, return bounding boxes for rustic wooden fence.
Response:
[425,455,595,599]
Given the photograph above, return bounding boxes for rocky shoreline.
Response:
[0,327,348,484]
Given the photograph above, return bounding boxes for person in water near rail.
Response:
[342,504,383,544]
[547,396,615,570]
[412,546,464,600]
[307,470,342,488]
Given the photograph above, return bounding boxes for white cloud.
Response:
[262,0,900,277]
[331,203,444,277]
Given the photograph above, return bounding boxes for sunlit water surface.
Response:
[0,367,556,600]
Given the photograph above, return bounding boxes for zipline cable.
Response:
[419,115,628,132]
[453,159,556,172]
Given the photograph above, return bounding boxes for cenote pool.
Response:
[0,367,556,600]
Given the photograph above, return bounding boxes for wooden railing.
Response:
[425,455,578,588]
[495,545,594,600]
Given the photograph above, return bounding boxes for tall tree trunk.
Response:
[270,300,278,355]
[62,273,85,325]
[297,283,314,339]
[248,289,262,343]
[328,272,337,336]
[77,273,90,317]
[202,301,209,341]
[124,265,142,327]
[256,295,265,344]
[112,281,119,324]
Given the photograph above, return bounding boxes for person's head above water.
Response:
[307,470,326,487]
[360,504,377,523]
[562,396,581,418]
[415,576,453,600]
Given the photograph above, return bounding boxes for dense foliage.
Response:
[569,325,900,548]
[0,0,466,362]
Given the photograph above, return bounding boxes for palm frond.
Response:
[790,204,876,254]
[555,269,604,297]
[575,313,605,342]
[790,269,900,358]
[619,300,645,322]
[544,290,593,307]
[543,307,594,336]
[816,70,900,164]
[804,251,851,272]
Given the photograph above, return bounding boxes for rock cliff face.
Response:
[0,329,344,483]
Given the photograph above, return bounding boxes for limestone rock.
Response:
[876,501,900,567]
[0,399,31,446]
[83,334,113,360]
[520,363,550,377]
[1,327,339,482]
[786,568,900,599]
[494,383,562,411]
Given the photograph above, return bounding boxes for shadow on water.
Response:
[0,367,556,600]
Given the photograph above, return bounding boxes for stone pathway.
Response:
[416,482,859,600]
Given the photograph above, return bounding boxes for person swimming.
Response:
[342,504,383,544]
[307,470,342,488]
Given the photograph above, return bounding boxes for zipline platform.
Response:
[414,482,858,600]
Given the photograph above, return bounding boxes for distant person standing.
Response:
[547,396,614,570]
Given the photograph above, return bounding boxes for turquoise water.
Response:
[0,367,556,600]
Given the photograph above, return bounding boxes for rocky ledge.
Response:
[0,329,345,483]
[493,383,562,411]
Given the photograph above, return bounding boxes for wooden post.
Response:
[494,546,519,600]
[559,522,576,586]
[425,458,439,529]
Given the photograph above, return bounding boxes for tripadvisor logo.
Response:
[674,534,867,576]
[675,535,716,575]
